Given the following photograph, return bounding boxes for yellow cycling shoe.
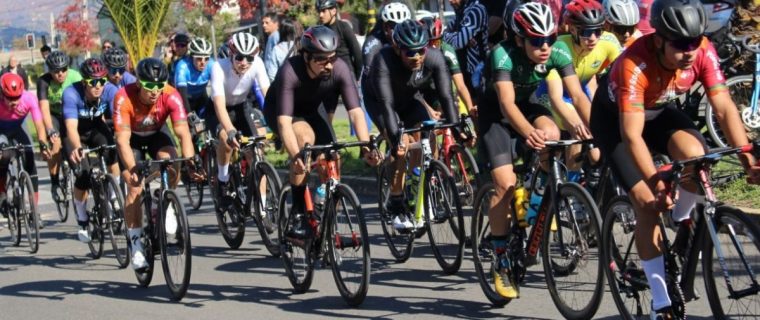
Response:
[493,265,519,299]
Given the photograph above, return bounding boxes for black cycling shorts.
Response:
[264,103,337,146]
[0,127,38,191]
[67,121,117,190]
[50,112,67,139]
[206,102,262,137]
[122,126,176,168]
[364,97,431,136]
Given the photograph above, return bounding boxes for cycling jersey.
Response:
[62,82,118,123]
[210,57,270,107]
[36,69,83,115]
[441,42,462,75]
[174,56,215,98]
[113,83,187,136]
[325,19,363,79]
[361,30,388,79]
[0,91,42,131]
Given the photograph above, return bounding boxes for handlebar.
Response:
[0,143,34,152]
[300,135,379,171]
[137,157,194,178]
[657,142,758,181]
[80,145,117,155]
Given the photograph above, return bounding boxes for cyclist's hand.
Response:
[293,157,307,175]
[187,158,204,182]
[461,131,477,148]
[651,181,674,212]
[570,122,593,140]
[226,129,240,149]
[526,128,547,150]
[69,148,83,164]
[40,143,51,161]
[469,106,478,118]
[362,147,382,167]
[128,165,142,187]
[430,110,442,120]
[395,135,408,158]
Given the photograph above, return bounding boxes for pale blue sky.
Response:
[0,0,97,32]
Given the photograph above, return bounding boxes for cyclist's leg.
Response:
[122,135,148,269]
[150,127,180,188]
[17,126,39,203]
[216,105,240,189]
[520,100,561,173]
[48,114,64,195]
[67,130,94,239]
[289,119,316,219]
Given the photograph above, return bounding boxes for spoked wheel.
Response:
[541,182,604,320]
[19,172,39,253]
[204,145,219,210]
[601,196,649,319]
[446,144,480,207]
[54,161,72,222]
[5,176,20,246]
[105,174,129,268]
[377,161,414,262]
[182,164,204,211]
[424,160,465,275]
[278,185,314,293]
[135,196,155,287]
[87,189,105,259]
[327,183,370,306]
[471,183,510,307]
[248,161,282,257]
[216,165,245,249]
[158,190,192,301]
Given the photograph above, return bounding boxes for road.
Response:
[0,161,717,319]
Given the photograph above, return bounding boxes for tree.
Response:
[165,0,239,47]
[102,0,173,67]
[55,1,95,56]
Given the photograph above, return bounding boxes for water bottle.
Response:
[526,171,546,226]
[315,184,326,210]
[514,187,528,227]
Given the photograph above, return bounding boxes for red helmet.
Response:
[421,17,444,40]
[1,73,24,99]
[80,58,108,79]
[563,0,605,28]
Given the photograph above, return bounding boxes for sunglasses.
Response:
[108,67,125,75]
[311,54,338,65]
[84,78,107,87]
[3,94,20,102]
[52,67,68,74]
[579,28,602,39]
[527,35,557,47]
[139,79,166,91]
[234,54,255,62]
[611,25,636,36]
[194,56,210,62]
[402,47,427,58]
[668,37,702,52]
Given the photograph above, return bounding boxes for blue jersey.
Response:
[62,82,118,121]
[174,56,214,98]
[116,71,137,88]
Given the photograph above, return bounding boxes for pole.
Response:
[438,0,444,21]
[366,0,376,35]
[257,0,266,41]
[31,48,35,64]
[208,14,217,59]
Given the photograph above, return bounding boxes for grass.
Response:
[716,178,760,208]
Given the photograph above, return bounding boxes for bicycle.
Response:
[434,114,481,207]
[132,157,193,301]
[215,133,282,255]
[52,159,74,223]
[602,143,760,319]
[278,138,375,306]
[0,143,39,253]
[471,140,604,319]
[376,119,466,274]
[75,145,128,267]
[182,111,213,210]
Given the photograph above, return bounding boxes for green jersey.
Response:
[489,40,575,101]
[37,69,83,115]
[440,42,461,75]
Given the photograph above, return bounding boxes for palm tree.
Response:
[102,0,173,67]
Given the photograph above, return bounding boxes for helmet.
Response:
[136,58,168,82]
[300,26,339,53]
[392,20,429,50]
[603,0,640,26]
[0,73,24,99]
[45,51,69,70]
[228,32,259,56]
[315,0,337,10]
[564,0,605,28]
[421,17,443,40]
[218,43,231,59]
[512,3,556,38]
[80,58,108,79]
[188,37,213,56]
[651,0,706,40]
[102,48,128,68]
[173,33,190,44]
[381,2,411,24]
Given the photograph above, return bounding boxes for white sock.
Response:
[128,228,143,248]
[218,164,230,183]
[642,255,671,310]
[111,176,121,200]
[74,199,87,223]
[672,186,699,222]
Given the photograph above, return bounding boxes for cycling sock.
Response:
[642,255,671,310]
[292,184,306,213]
[218,164,230,183]
[128,228,143,248]
[74,198,87,225]
[50,174,59,187]
[672,186,699,222]
[491,237,508,253]
[110,176,121,200]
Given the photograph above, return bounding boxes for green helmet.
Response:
[392,20,429,50]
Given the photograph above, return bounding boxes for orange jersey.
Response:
[113,84,187,136]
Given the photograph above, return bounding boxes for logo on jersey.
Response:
[141,115,156,127]
[591,61,602,69]
[534,64,547,74]
[627,62,647,101]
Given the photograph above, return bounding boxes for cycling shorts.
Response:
[67,121,117,190]
[364,97,431,136]
[264,104,337,147]
[206,102,262,137]
[121,126,176,168]
[0,127,38,191]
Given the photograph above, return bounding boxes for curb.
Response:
[275,169,378,198]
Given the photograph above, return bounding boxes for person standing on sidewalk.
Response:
[263,12,281,82]
[443,0,489,105]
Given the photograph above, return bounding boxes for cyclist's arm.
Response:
[252,57,270,96]
[708,91,756,167]
[27,94,48,146]
[340,21,363,79]
[546,77,583,129]
[495,80,533,138]
[587,75,598,101]
[431,51,459,124]
[210,62,234,132]
[64,119,80,151]
[37,78,54,132]
[167,90,193,158]
[452,73,475,113]
[177,86,192,114]
[337,61,370,142]
[562,74,592,126]
[277,115,300,158]
[116,129,135,172]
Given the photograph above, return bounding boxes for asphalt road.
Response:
[0,161,718,319]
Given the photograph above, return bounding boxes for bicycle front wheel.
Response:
[278,185,314,293]
[19,171,39,253]
[377,161,414,262]
[703,205,760,319]
[105,174,129,268]
[542,182,604,320]
[87,187,105,259]
[249,161,282,257]
[55,161,72,222]
[158,190,192,301]
[182,164,204,211]
[327,183,370,306]
[216,173,246,249]
[204,144,219,209]
[424,159,465,275]
[6,177,20,246]
[471,183,510,307]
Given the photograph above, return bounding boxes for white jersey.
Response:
[210,56,270,107]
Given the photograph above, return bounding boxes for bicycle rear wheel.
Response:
[55,161,71,222]
[204,144,219,209]
[542,182,604,320]
[87,189,105,259]
[424,159,465,275]
[471,183,510,307]
[249,161,282,257]
[327,183,370,306]
[703,206,760,319]
[377,161,414,262]
[182,164,204,211]
[278,185,314,293]
[159,190,192,300]
[105,174,129,268]
[19,171,39,253]
[446,144,480,207]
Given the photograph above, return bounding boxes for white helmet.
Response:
[511,2,556,37]
[188,37,213,56]
[381,2,412,24]
[228,32,259,56]
[604,0,640,26]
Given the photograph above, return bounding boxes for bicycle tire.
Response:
[216,165,246,249]
[541,182,604,320]
[471,182,510,307]
[135,193,155,288]
[19,171,39,253]
[159,189,192,300]
[446,144,481,207]
[182,165,204,211]
[55,161,71,222]
[278,185,315,293]
[105,174,129,268]
[377,161,414,262]
[205,144,219,209]
[703,205,760,319]
[87,185,105,259]
[327,183,370,306]
[249,161,282,257]
[424,159,465,275]
[6,176,21,246]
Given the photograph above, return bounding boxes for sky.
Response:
[0,0,97,32]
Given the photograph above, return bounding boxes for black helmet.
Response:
[102,47,128,68]
[46,51,69,70]
[315,0,337,10]
[173,33,190,45]
[651,0,706,41]
[80,58,108,79]
[136,58,168,82]
[392,20,429,50]
[300,26,338,53]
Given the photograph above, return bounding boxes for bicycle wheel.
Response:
[377,161,414,262]
[541,182,604,320]
[105,174,129,268]
[158,190,192,300]
[204,144,219,209]
[601,196,651,319]
[55,161,71,222]
[703,205,760,319]
[19,171,39,253]
[249,161,282,257]
[327,183,370,306]
[424,159,465,275]
[216,168,245,249]
[182,164,204,211]
[471,183,510,307]
[705,75,753,185]
[135,195,155,287]
[446,144,481,207]
[5,176,20,246]
[278,185,314,293]
[87,188,105,259]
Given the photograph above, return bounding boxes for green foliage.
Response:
[160,2,239,48]
[23,62,46,85]
[103,0,173,66]
[716,178,760,208]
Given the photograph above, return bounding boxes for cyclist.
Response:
[167,33,190,86]
[62,58,121,243]
[481,2,592,299]
[102,47,137,88]
[209,32,270,209]
[589,0,760,317]
[364,20,462,230]
[37,51,82,211]
[316,0,363,80]
[0,73,50,209]
[602,0,642,49]
[361,2,411,80]
[174,37,215,117]
[264,26,378,238]
[113,58,197,270]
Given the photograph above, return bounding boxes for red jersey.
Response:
[113,84,187,136]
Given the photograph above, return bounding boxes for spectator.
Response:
[263,12,281,81]
[1,55,29,90]
[102,39,115,51]
[272,17,300,76]
[168,33,190,86]
[443,0,489,104]
[40,45,52,73]
[316,0,363,80]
